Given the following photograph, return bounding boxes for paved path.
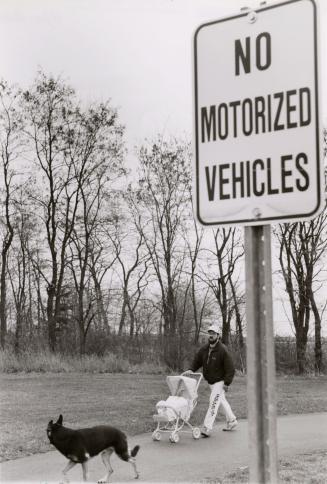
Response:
[1,413,326,483]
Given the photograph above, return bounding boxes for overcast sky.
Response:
[0,0,326,151]
[0,0,326,335]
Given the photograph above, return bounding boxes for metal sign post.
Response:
[245,225,277,483]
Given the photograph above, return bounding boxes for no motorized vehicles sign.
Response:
[193,0,323,226]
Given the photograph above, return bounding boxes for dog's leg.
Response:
[116,443,140,480]
[82,461,89,482]
[98,448,114,483]
[128,456,140,480]
[61,460,76,483]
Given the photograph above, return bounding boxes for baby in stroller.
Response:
[152,372,202,443]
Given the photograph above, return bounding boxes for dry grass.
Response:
[212,450,327,483]
[0,349,166,374]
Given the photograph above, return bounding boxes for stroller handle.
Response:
[181,371,203,390]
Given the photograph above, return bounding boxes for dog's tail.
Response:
[131,445,140,457]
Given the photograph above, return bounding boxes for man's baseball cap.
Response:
[208,324,220,334]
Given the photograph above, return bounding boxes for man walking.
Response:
[185,324,237,437]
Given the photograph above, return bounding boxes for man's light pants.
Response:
[203,381,236,431]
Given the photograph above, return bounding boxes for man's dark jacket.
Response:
[189,340,235,385]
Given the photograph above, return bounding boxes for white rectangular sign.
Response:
[193,0,323,226]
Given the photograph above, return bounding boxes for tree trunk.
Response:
[0,231,13,348]
[14,313,23,353]
[28,264,33,340]
[94,279,109,330]
[289,292,309,375]
[220,280,230,345]
[119,291,128,335]
[310,293,322,374]
[163,312,170,365]
[295,330,308,374]
[128,303,135,337]
[230,281,244,349]
[162,301,172,366]
[0,261,8,349]
[191,278,200,344]
[77,287,85,355]
[177,317,184,371]
[79,325,86,355]
[164,286,178,369]
[235,309,244,348]
[46,285,57,351]
[221,315,230,346]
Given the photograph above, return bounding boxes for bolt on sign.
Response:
[193,0,323,226]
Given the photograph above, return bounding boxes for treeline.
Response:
[0,72,326,373]
[1,335,325,375]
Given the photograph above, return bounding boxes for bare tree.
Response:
[31,248,47,335]
[200,227,244,345]
[275,209,327,373]
[22,72,80,351]
[88,239,116,332]
[7,203,35,351]
[302,212,327,373]
[129,136,192,368]
[105,212,150,337]
[68,174,105,354]
[229,274,245,351]
[181,197,209,344]
[67,103,125,354]
[0,81,24,348]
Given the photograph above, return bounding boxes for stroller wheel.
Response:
[192,427,201,439]
[169,432,180,443]
[152,431,161,441]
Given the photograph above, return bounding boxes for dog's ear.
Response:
[57,415,63,425]
[48,420,53,426]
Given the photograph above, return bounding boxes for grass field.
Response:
[1,373,326,463]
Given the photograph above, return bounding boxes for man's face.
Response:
[208,331,218,344]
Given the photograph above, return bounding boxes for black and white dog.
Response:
[47,415,140,483]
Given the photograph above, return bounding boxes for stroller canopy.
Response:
[166,376,198,401]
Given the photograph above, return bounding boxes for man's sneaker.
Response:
[200,427,210,438]
[223,419,238,431]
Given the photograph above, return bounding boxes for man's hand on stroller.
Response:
[183,370,193,375]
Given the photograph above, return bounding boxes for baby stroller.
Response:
[152,372,202,443]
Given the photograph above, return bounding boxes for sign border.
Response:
[193,0,321,226]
